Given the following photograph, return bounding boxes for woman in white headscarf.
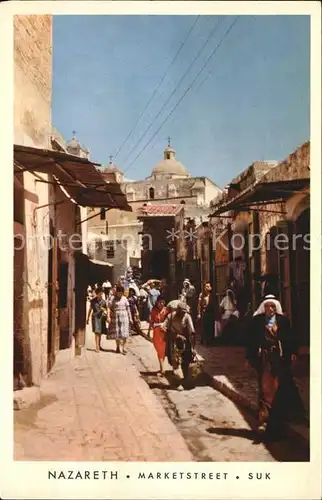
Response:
[219,288,240,334]
[245,295,304,441]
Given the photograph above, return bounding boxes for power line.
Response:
[195,16,244,94]
[113,15,200,162]
[122,16,226,168]
[123,16,240,175]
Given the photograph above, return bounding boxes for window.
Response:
[149,187,155,199]
[106,243,115,259]
[100,208,106,220]
[166,152,171,160]
[127,190,135,202]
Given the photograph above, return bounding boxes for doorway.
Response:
[151,249,169,280]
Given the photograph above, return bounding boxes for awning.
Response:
[14,144,132,212]
[210,179,310,216]
[89,259,113,268]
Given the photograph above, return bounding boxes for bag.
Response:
[188,353,203,379]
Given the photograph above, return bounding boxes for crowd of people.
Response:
[85,274,305,442]
[86,277,198,391]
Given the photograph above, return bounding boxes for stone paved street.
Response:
[127,334,309,462]
[196,343,309,419]
[14,328,193,461]
[14,326,309,462]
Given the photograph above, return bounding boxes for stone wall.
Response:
[261,142,310,183]
[14,15,52,148]
[258,142,310,274]
[14,15,52,385]
[121,176,218,204]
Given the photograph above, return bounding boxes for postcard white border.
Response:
[0,2,320,499]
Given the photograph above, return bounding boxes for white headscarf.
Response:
[253,295,283,316]
[226,288,236,299]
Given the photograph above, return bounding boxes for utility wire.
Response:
[122,16,226,167]
[123,16,239,175]
[113,15,200,162]
[195,16,245,94]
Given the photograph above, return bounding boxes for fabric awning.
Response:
[14,144,132,211]
[210,179,310,216]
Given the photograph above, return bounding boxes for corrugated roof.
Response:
[14,144,132,211]
[209,179,310,216]
[209,142,310,216]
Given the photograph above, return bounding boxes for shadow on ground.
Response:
[139,361,310,462]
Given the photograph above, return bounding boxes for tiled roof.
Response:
[138,204,183,217]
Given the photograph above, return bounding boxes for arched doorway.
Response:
[293,208,310,346]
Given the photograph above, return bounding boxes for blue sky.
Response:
[52,15,310,187]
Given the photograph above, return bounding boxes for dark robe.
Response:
[198,292,215,345]
[246,313,305,432]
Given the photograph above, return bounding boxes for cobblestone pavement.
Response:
[196,343,309,418]
[14,328,193,461]
[14,324,309,462]
[127,334,309,462]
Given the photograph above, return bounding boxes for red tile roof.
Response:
[138,204,183,217]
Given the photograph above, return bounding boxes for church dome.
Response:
[102,156,123,175]
[66,136,80,150]
[151,140,189,178]
[152,159,188,177]
[66,133,90,158]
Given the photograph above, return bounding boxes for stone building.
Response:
[210,141,310,346]
[137,204,186,299]
[87,141,222,281]
[13,15,129,391]
[14,14,53,388]
[209,160,279,308]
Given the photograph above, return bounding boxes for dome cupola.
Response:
[150,138,189,179]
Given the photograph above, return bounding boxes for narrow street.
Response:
[14,328,309,462]
[9,11,317,500]
[126,334,309,462]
